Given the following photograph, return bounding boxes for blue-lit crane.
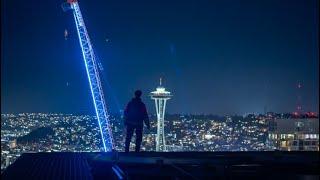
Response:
[62,0,114,152]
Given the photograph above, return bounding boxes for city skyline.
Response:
[1,0,319,115]
[1,112,318,171]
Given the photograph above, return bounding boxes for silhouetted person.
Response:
[124,90,150,152]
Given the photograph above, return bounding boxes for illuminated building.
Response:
[268,116,319,151]
[9,140,16,149]
[150,78,172,151]
[166,145,184,152]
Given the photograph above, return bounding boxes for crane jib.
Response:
[63,1,114,152]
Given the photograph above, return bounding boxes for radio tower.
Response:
[62,0,114,151]
[150,78,172,151]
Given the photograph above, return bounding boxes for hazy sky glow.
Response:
[1,0,319,115]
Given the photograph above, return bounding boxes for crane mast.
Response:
[62,0,114,151]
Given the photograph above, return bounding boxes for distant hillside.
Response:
[17,127,54,144]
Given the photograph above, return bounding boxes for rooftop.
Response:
[2,151,319,180]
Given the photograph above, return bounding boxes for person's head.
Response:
[134,90,142,98]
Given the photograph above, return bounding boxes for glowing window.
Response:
[305,134,309,139]
[281,141,287,147]
[287,134,294,139]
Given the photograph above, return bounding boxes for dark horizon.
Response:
[1,0,319,115]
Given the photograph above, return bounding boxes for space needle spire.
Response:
[150,78,172,151]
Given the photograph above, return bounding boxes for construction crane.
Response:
[62,0,114,152]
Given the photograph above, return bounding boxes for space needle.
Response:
[150,78,172,151]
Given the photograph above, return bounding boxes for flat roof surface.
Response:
[2,151,319,180]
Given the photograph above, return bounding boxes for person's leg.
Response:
[135,126,143,152]
[125,126,134,152]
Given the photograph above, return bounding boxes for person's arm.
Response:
[124,102,130,126]
[142,104,150,129]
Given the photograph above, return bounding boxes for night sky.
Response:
[1,0,319,115]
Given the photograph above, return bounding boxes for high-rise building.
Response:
[5,156,11,168]
[150,78,172,151]
[268,116,319,151]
